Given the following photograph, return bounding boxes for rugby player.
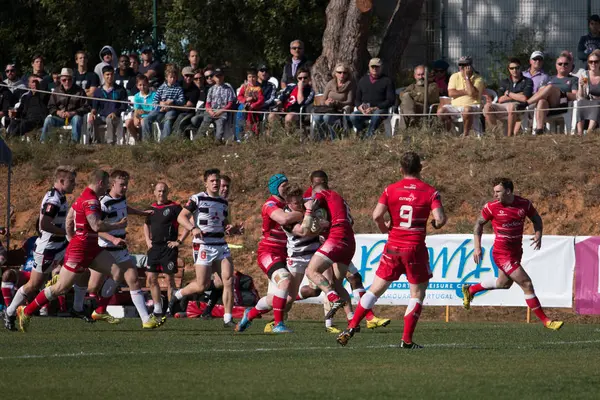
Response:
[169,169,236,327]
[462,178,564,330]
[144,182,187,318]
[337,152,447,348]
[236,174,302,334]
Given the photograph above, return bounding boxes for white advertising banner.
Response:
[299,234,574,308]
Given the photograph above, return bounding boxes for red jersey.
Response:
[314,189,354,238]
[378,178,442,246]
[258,195,288,254]
[303,186,313,200]
[481,196,537,254]
[71,187,101,245]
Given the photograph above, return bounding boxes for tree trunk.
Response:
[311,0,371,92]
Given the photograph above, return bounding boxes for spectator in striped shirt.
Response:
[196,68,236,143]
[141,65,185,141]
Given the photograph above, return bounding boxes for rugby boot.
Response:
[4,311,16,331]
[324,299,346,320]
[235,308,253,332]
[143,314,164,329]
[325,326,342,334]
[16,306,30,333]
[271,322,293,334]
[223,320,236,328]
[70,307,96,323]
[399,340,423,349]
[462,284,473,310]
[336,328,356,346]
[263,320,275,333]
[152,312,167,325]
[544,320,564,331]
[366,316,391,330]
[91,311,121,324]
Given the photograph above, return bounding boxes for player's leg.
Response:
[71,268,92,319]
[6,268,47,318]
[146,271,163,316]
[170,263,212,314]
[346,268,390,329]
[306,254,343,312]
[215,256,235,327]
[332,262,353,321]
[399,281,428,349]
[120,257,160,327]
[88,251,122,324]
[2,269,18,310]
[510,266,563,330]
[201,272,223,319]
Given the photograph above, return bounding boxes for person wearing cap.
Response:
[41,68,89,143]
[349,57,396,138]
[523,51,550,94]
[93,45,117,85]
[114,54,137,95]
[172,66,201,136]
[139,46,164,87]
[196,68,236,143]
[142,65,185,141]
[431,59,450,97]
[88,65,129,144]
[400,64,439,129]
[73,51,100,98]
[437,55,485,136]
[258,65,277,110]
[578,15,600,65]
[281,39,312,89]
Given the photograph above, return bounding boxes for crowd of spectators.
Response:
[2,15,600,143]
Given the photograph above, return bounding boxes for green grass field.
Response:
[0,318,599,399]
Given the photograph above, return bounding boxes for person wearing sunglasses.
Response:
[431,59,450,97]
[268,67,315,131]
[483,58,533,136]
[400,64,439,129]
[4,64,25,92]
[575,49,600,135]
[526,51,578,135]
[523,51,550,95]
[312,63,355,140]
[257,65,277,111]
[196,68,236,143]
[93,45,117,85]
[577,14,600,66]
[41,68,90,143]
[281,39,312,89]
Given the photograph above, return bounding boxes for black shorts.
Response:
[146,245,178,274]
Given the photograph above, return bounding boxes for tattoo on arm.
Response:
[474,216,487,235]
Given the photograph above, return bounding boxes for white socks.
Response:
[359,291,378,309]
[7,287,27,316]
[153,301,163,315]
[224,313,232,323]
[481,277,498,290]
[130,289,150,323]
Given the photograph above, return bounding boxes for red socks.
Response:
[525,295,550,324]
[348,303,369,329]
[357,290,375,321]
[24,288,52,316]
[95,295,112,314]
[402,299,423,343]
[272,295,287,324]
[326,291,340,303]
[469,283,487,295]
[1,284,14,307]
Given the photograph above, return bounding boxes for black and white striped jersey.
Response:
[184,191,228,246]
[35,188,68,250]
[98,194,127,249]
[282,208,320,258]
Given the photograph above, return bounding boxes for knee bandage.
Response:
[270,268,291,286]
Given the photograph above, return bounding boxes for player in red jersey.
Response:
[337,152,447,348]
[462,177,564,330]
[16,170,156,332]
[235,174,302,333]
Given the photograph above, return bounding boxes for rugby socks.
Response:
[348,291,378,329]
[1,282,14,308]
[7,287,27,316]
[223,313,232,324]
[271,288,288,324]
[72,285,87,313]
[247,296,271,320]
[354,289,376,321]
[402,298,423,344]
[469,278,498,295]
[524,294,550,325]
[24,287,55,316]
[57,295,67,312]
[154,301,163,315]
[325,318,333,328]
[130,289,150,323]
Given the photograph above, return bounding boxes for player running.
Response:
[4,166,88,330]
[337,152,447,348]
[16,170,132,332]
[144,182,187,318]
[462,177,564,330]
[169,169,236,327]
[235,174,302,334]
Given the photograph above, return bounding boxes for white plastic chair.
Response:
[531,100,577,135]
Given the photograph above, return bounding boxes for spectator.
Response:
[431,59,450,97]
[0,85,11,127]
[575,49,600,135]
[437,56,485,136]
[93,45,118,85]
[235,68,264,139]
[483,58,533,136]
[196,67,236,143]
[114,54,136,94]
[523,51,550,94]
[47,68,61,91]
[399,64,439,128]
[6,76,47,137]
[41,68,89,143]
[202,65,216,90]
[312,62,355,140]
[172,66,201,136]
[526,51,578,135]
[73,51,99,97]
[139,46,164,88]
[22,55,51,88]
[3,64,26,105]
[125,75,156,142]
[188,49,201,72]
[142,66,184,141]
[257,64,276,111]
[281,39,311,89]
[349,58,395,138]
[578,15,600,66]
[129,53,140,74]
[88,66,129,144]
[189,70,208,131]
[268,67,315,131]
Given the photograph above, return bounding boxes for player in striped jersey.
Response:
[170,169,237,327]
[4,166,79,330]
[86,170,163,328]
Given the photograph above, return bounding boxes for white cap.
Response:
[530,51,544,60]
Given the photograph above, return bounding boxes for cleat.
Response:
[544,320,564,331]
[143,314,164,329]
[167,292,181,316]
[462,284,473,310]
[16,306,30,333]
[324,299,346,320]
[70,308,96,323]
[336,328,355,346]
[264,320,275,333]
[399,340,423,349]
[325,326,342,334]
[4,311,17,331]
[152,313,167,325]
[200,313,214,320]
[223,320,236,328]
[91,311,121,324]
[366,316,391,330]
[235,308,253,332]
[271,322,292,333]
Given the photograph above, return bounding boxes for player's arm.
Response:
[86,213,127,233]
[372,203,389,234]
[177,207,201,239]
[529,212,543,250]
[143,222,152,249]
[65,207,75,241]
[290,222,319,238]
[39,203,67,236]
[271,208,303,226]
[127,205,153,217]
[473,215,489,264]
[431,206,447,230]
[299,198,319,235]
